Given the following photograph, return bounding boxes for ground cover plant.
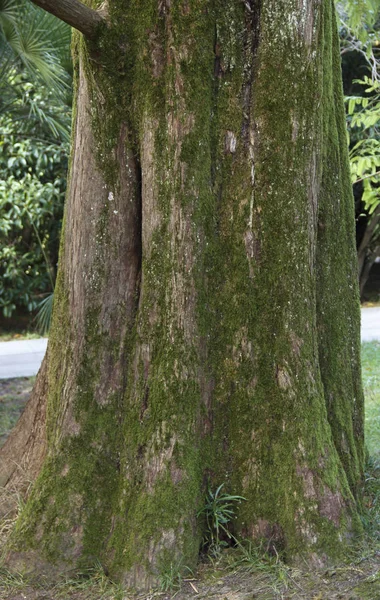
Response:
[0,343,379,599]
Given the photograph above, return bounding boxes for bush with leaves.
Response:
[0,131,66,317]
[0,0,71,321]
[338,0,380,295]
[346,75,380,294]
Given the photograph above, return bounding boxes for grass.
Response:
[0,343,379,599]
[158,560,192,594]
[362,341,380,460]
[0,331,43,342]
[361,342,380,542]
[0,564,127,600]
[0,377,35,447]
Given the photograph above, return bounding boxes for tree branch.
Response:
[30,0,106,41]
[354,170,380,184]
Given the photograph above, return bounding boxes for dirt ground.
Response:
[1,550,380,600]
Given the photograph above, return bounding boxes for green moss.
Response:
[10,293,129,566]
[8,0,364,585]
[316,0,365,499]
[198,0,363,557]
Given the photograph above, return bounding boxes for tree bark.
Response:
[0,357,47,506]
[2,0,364,589]
[358,207,380,296]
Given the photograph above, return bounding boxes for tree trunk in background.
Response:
[357,206,380,297]
[1,0,364,589]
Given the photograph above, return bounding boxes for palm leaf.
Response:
[35,292,54,335]
[0,0,71,94]
[0,0,72,140]
[0,0,18,29]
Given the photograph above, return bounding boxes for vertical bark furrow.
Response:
[241,0,262,146]
[105,0,216,587]
[5,33,143,570]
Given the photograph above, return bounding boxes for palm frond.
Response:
[0,0,18,29]
[35,292,54,335]
[0,0,72,141]
[0,0,71,94]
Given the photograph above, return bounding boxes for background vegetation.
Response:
[0,0,71,323]
[339,0,380,297]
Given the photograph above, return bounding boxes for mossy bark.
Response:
[2,0,364,589]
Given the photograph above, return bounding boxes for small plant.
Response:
[0,567,27,593]
[198,484,245,556]
[158,559,192,593]
[56,561,125,599]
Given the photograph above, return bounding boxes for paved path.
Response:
[0,307,379,379]
[0,338,48,379]
[361,307,380,342]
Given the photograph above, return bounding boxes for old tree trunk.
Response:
[0,0,365,589]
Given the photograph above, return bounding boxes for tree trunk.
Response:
[357,206,380,297]
[2,0,364,589]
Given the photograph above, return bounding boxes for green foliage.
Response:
[338,0,380,213]
[0,0,71,94]
[339,0,380,47]
[346,77,380,214]
[0,0,72,140]
[0,125,67,318]
[0,0,71,319]
[338,0,380,289]
[198,485,245,556]
[35,291,54,335]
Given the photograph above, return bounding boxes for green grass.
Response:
[0,331,43,342]
[361,342,380,545]
[0,563,127,600]
[362,341,380,460]
[0,377,35,447]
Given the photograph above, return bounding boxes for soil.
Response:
[0,548,379,600]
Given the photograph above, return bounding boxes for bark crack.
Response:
[241,0,262,146]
